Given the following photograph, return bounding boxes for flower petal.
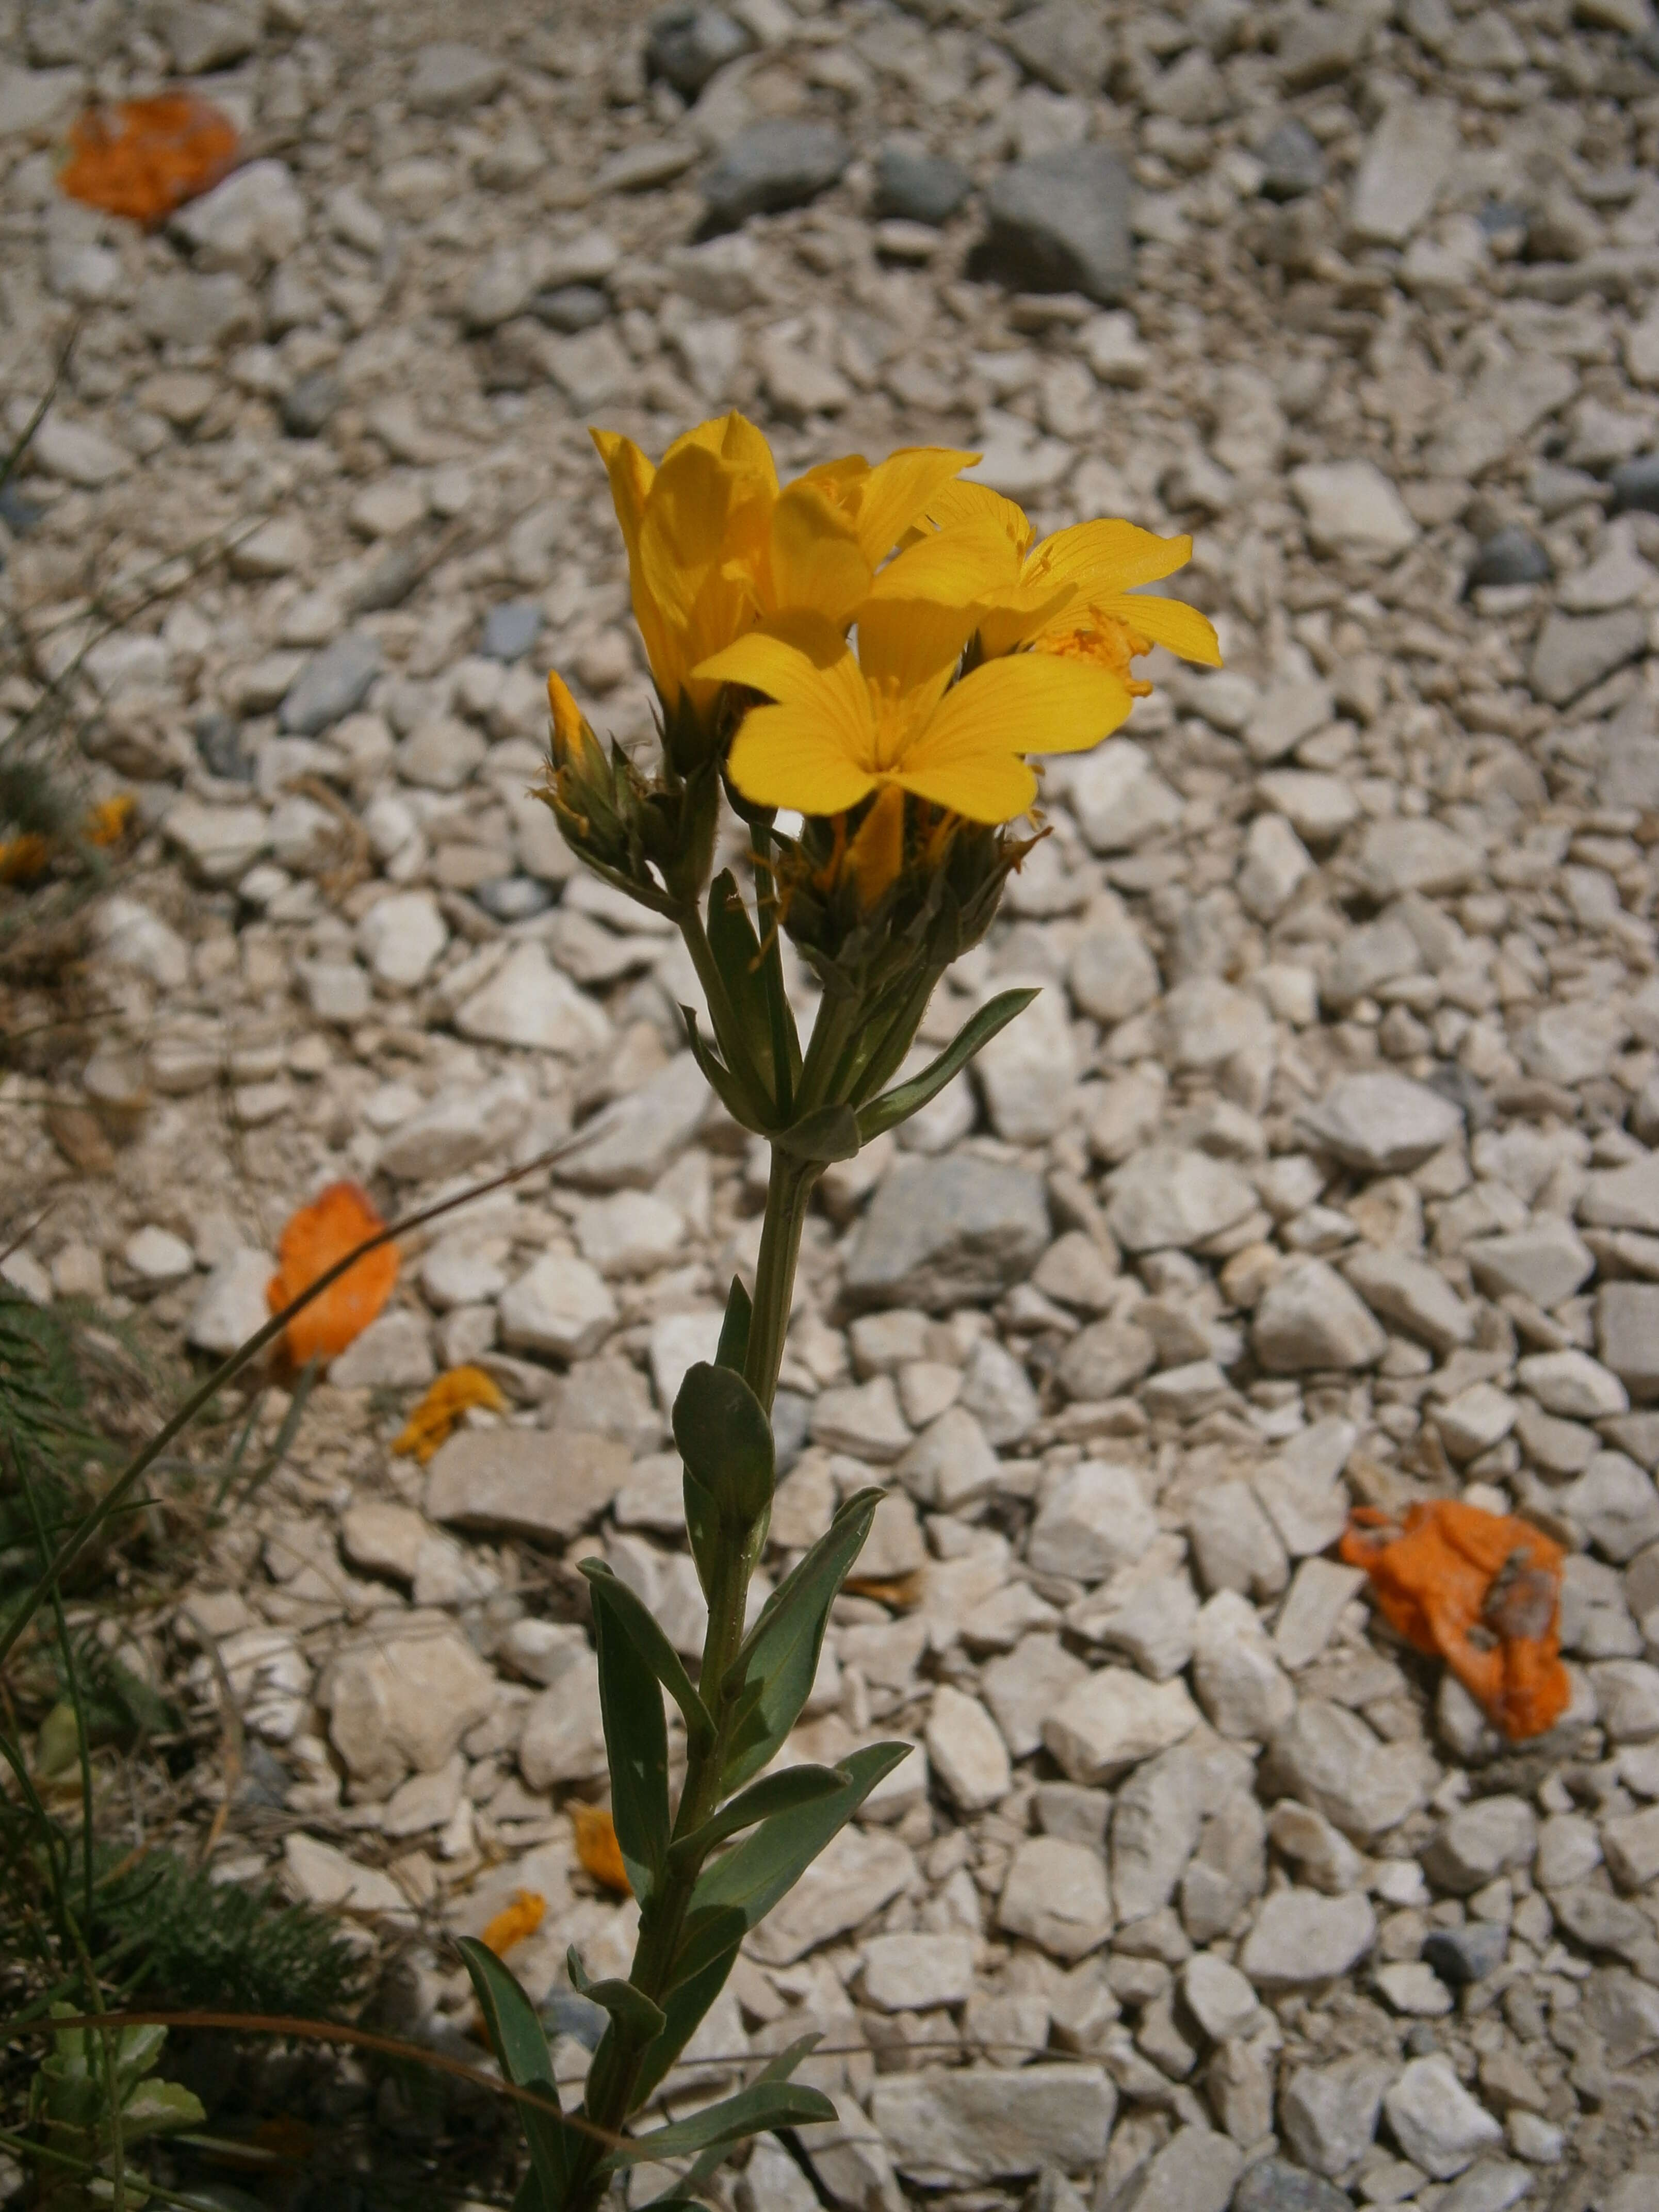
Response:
[916,478,1035,556]
[728,703,877,815]
[767,482,871,625]
[892,745,1038,824]
[851,445,980,566]
[910,652,1133,776]
[1100,590,1223,666]
[863,524,1021,606]
[1027,518,1193,595]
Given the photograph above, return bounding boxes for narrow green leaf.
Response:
[679,1006,759,1131]
[669,1764,849,1875]
[458,1938,571,2208]
[563,1951,666,2047]
[674,1742,910,1988]
[587,1566,670,1898]
[856,987,1039,1143]
[630,1927,743,2107]
[600,2080,836,2171]
[661,1906,747,1999]
[707,869,776,1103]
[719,1487,882,1792]
[772,1101,860,1163]
[673,1360,774,1526]
[715,1273,751,1375]
[638,2035,824,2205]
[581,1562,713,1753]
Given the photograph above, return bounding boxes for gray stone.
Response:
[1582,1151,1659,1231]
[1112,1739,1254,1922]
[1192,1590,1295,1740]
[137,270,256,349]
[1522,1001,1630,1086]
[1063,739,1183,852]
[1028,1461,1157,1582]
[1001,0,1112,93]
[1466,1220,1595,1310]
[455,944,611,1057]
[186,1248,271,1356]
[1262,1698,1435,1839]
[1514,1349,1628,1421]
[1109,2126,1241,2212]
[1053,1318,1156,1402]
[282,370,343,438]
[1106,1147,1256,1253]
[1563,1452,1659,1563]
[870,2064,1113,2187]
[926,1684,1011,1814]
[750,1822,914,1963]
[1189,1481,1289,1601]
[1297,1071,1463,1174]
[1239,1887,1375,1988]
[1067,925,1161,1024]
[1078,1571,1198,1681]
[844,1158,1049,1310]
[481,600,542,662]
[702,121,850,229]
[1423,1796,1537,1894]
[1044,1667,1200,1784]
[1384,2056,1504,2180]
[1279,2053,1393,2177]
[1290,459,1419,560]
[1423,1922,1508,1987]
[1349,97,1457,245]
[408,40,505,113]
[1531,608,1647,706]
[647,5,751,99]
[873,144,972,225]
[860,1932,975,2014]
[324,1622,496,1793]
[997,1834,1112,1960]
[1428,353,1579,481]
[1592,1657,1659,1741]
[1344,1247,1475,1355]
[519,1652,605,1785]
[163,800,269,884]
[328,1309,434,1391]
[1599,1283,1659,1398]
[1239,810,1313,920]
[279,633,382,737]
[1232,2158,1349,2212]
[1254,1259,1388,1373]
[426,1426,628,1542]
[1467,527,1553,589]
[1354,817,1480,901]
[969,143,1134,305]
[983,1633,1089,1758]
[1259,119,1325,203]
[556,1054,708,1191]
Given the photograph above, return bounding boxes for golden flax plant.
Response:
[467,412,1219,2209]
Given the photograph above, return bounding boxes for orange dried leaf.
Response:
[571,1803,630,1895]
[480,1888,546,1958]
[0,834,51,885]
[267,1180,398,1367]
[84,794,137,848]
[393,1365,508,1463]
[59,93,238,226]
[1340,1500,1570,1742]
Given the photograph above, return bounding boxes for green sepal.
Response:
[772,1101,860,1163]
[857,987,1038,1142]
[599,2080,836,2172]
[565,1948,667,2047]
[667,1763,849,1877]
[707,869,777,1105]
[680,1006,759,1131]
[580,1560,714,1754]
[715,1273,751,1374]
[586,1565,671,1899]
[719,1487,883,1792]
[673,1359,774,1527]
[458,1938,572,2209]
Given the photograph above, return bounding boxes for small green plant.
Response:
[26,2006,203,2209]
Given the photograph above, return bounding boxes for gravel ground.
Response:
[7,0,1659,2207]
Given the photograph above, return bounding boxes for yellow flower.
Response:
[871,479,1223,689]
[591,413,978,710]
[695,599,1132,829]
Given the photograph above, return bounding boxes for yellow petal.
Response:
[767,481,871,624]
[851,446,980,566]
[846,783,907,905]
[863,525,1022,606]
[912,652,1133,775]
[892,746,1038,823]
[917,478,1035,556]
[591,428,653,564]
[1099,590,1223,666]
[855,596,977,702]
[729,702,877,814]
[695,611,854,695]
[1026,518,1193,596]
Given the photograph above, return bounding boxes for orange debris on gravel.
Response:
[571,1803,630,1895]
[393,1365,508,1463]
[58,92,238,226]
[84,794,137,847]
[480,1889,546,1958]
[266,1180,398,1367]
[1339,1499,1571,1742]
[0,833,51,885]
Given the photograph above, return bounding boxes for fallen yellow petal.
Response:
[393,1365,507,1464]
[571,1803,631,1895]
[481,1889,546,1957]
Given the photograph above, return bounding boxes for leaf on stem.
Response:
[580,1562,714,1751]
[719,1487,883,1792]
[707,869,777,1103]
[457,1939,572,2209]
[715,1273,751,1376]
[673,1360,774,1527]
[855,987,1038,1143]
[668,1762,849,1875]
[772,1102,861,1164]
[565,1948,667,2046]
[679,1006,756,1131]
[599,2080,836,2172]
[587,1569,672,1900]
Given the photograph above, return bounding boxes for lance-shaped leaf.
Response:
[635,2036,823,2208]
[668,1763,848,1876]
[772,1101,860,1164]
[706,869,777,1105]
[715,1273,751,1375]
[581,1561,714,1754]
[719,1487,882,1792]
[587,1564,671,1898]
[600,2080,836,2172]
[856,987,1038,1143]
[673,1360,774,1527]
[628,1913,745,2108]
[680,1005,759,1132]
[566,1947,667,2047]
[459,1939,572,2209]
[672,1742,910,1991]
